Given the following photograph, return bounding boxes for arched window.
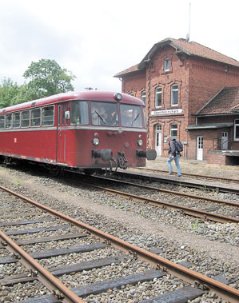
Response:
[155,87,162,108]
[171,84,179,106]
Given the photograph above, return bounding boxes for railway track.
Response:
[1,185,239,303]
[115,170,239,195]
[134,168,239,184]
[66,173,239,224]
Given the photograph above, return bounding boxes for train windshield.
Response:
[90,102,144,128]
[120,104,144,128]
[91,102,118,126]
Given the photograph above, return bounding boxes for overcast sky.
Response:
[0,0,238,93]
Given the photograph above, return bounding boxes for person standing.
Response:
[167,137,182,177]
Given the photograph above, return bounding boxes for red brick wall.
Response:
[145,46,190,151]
[122,71,146,97]
[188,58,239,124]
[118,44,239,162]
[207,152,227,164]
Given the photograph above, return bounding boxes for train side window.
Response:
[31,108,41,127]
[13,112,20,128]
[21,110,30,127]
[71,101,89,125]
[6,114,12,128]
[0,116,5,128]
[42,106,54,126]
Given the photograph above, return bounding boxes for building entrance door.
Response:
[221,132,228,150]
[197,136,203,160]
[155,124,162,157]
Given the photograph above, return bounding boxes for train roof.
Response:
[0,91,145,114]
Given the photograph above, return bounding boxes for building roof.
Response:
[196,87,239,116]
[114,64,140,77]
[115,37,239,77]
[187,122,234,130]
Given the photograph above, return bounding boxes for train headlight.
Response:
[114,92,122,101]
[93,137,100,146]
[137,139,143,146]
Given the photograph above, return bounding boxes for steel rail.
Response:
[88,183,239,223]
[94,175,239,208]
[0,229,85,303]
[115,171,239,195]
[136,168,239,183]
[1,185,239,303]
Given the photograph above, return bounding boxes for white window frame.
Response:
[171,84,179,106]
[170,123,178,139]
[163,58,171,72]
[141,90,146,104]
[234,119,239,141]
[155,87,162,108]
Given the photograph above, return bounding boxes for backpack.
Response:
[175,140,183,152]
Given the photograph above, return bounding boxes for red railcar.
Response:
[0,91,156,173]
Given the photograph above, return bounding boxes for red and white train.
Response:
[0,91,156,174]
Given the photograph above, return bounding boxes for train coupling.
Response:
[116,152,128,169]
[92,149,128,170]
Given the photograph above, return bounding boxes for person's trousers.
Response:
[167,154,182,176]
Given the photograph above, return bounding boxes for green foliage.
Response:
[0,59,76,108]
[23,59,75,99]
[0,78,20,108]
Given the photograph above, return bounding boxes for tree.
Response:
[23,59,75,99]
[0,78,20,108]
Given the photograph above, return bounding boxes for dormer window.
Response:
[163,58,171,72]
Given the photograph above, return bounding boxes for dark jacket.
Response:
[168,139,179,157]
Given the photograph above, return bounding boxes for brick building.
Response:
[115,38,239,164]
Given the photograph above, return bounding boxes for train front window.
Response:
[71,101,89,125]
[91,102,118,126]
[120,105,143,128]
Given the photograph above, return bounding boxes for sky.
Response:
[0,0,239,93]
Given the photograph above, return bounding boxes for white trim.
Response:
[234,119,239,141]
[0,126,147,133]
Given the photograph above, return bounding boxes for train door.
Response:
[221,132,228,150]
[154,124,162,157]
[196,136,203,160]
[57,103,69,164]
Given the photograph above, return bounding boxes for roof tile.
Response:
[197,87,239,115]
